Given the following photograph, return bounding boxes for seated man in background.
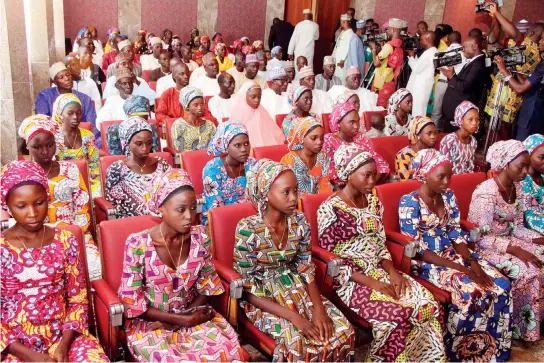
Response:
[155,62,190,126]
[97,68,137,126]
[149,50,172,81]
[156,57,181,97]
[298,66,333,115]
[106,39,142,78]
[315,56,342,91]
[226,52,246,86]
[294,55,308,81]
[261,66,290,119]
[140,37,162,70]
[64,55,102,114]
[180,45,199,72]
[327,66,380,112]
[234,54,268,92]
[208,73,235,121]
[191,53,220,96]
[78,40,106,95]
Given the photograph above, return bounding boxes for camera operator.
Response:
[441,36,489,132]
[486,1,522,48]
[406,32,438,116]
[494,36,544,140]
[369,18,406,107]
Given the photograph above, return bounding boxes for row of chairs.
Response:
[93,171,487,360]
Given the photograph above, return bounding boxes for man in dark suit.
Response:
[440,36,490,132]
[268,18,294,60]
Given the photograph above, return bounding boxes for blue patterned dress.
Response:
[520,174,544,234]
[399,190,513,362]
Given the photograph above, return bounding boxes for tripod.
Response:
[483,77,507,156]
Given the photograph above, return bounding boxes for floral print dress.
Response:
[383,114,411,136]
[318,194,446,362]
[400,190,513,362]
[201,156,257,225]
[520,174,544,235]
[395,146,417,180]
[171,118,217,152]
[118,226,245,362]
[469,179,544,342]
[234,212,355,362]
[280,151,332,196]
[0,228,108,362]
[439,133,477,175]
[56,128,102,198]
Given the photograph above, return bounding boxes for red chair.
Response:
[375,180,452,304]
[149,81,157,92]
[363,111,387,132]
[450,172,486,236]
[275,113,288,130]
[94,152,174,226]
[253,144,288,162]
[321,113,331,134]
[142,70,152,82]
[369,135,409,172]
[433,132,447,150]
[180,150,214,196]
[163,118,183,166]
[80,122,93,132]
[100,119,162,154]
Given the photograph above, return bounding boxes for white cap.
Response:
[323,56,335,66]
[269,66,286,80]
[388,18,404,28]
[150,37,162,46]
[303,9,311,14]
[48,62,68,80]
[340,14,351,22]
[245,54,258,64]
[118,39,132,50]
[298,65,314,79]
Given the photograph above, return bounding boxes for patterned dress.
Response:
[469,179,544,342]
[323,133,390,187]
[118,227,245,362]
[395,146,417,180]
[400,191,513,362]
[0,229,108,362]
[105,158,171,218]
[171,118,217,152]
[520,174,544,235]
[318,194,446,362]
[281,112,321,139]
[47,162,101,281]
[201,157,256,226]
[234,212,355,362]
[439,133,477,175]
[56,128,102,198]
[280,151,332,196]
[383,114,411,136]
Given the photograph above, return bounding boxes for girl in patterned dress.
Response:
[18,115,101,281]
[395,116,438,180]
[469,140,544,342]
[439,101,479,175]
[318,143,446,362]
[520,134,544,235]
[0,161,108,362]
[280,116,332,196]
[384,88,412,136]
[281,85,321,138]
[105,117,171,218]
[171,87,217,152]
[399,149,513,362]
[118,169,246,362]
[323,102,390,188]
[53,93,102,197]
[201,121,256,225]
[233,159,355,362]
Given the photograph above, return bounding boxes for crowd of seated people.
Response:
[2,4,544,361]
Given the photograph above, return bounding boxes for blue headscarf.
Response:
[523,134,544,155]
[207,121,248,156]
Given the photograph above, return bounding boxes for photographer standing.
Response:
[441,36,489,132]
[406,31,438,116]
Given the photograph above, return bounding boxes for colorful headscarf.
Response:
[288,85,312,108]
[201,35,210,43]
[452,100,479,128]
[144,169,194,216]
[1,161,49,211]
[18,115,59,143]
[214,43,227,56]
[87,25,96,33]
[123,95,150,117]
[335,144,374,181]
[207,121,248,156]
[486,140,528,171]
[329,102,359,133]
[408,116,434,145]
[523,134,544,155]
[333,89,357,107]
[242,45,253,55]
[108,27,120,37]
[287,116,322,151]
[179,87,204,111]
[271,46,282,58]
[233,39,243,50]
[118,116,153,154]
[52,93,82,126]
[387,88,411,115]
[76,27,89,42]
[252,40,264,49]
[412,149,452,181]
[246,159,291,216]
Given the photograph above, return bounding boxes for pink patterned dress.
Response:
[468,179,544,342]
[118,226,245,362]
[323,133,390,187]
[439,133,477,175]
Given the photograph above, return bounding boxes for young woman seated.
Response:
[384,88,412,136]
[395,116,437,180]
[282,85,321,138]
[521,134,544,234]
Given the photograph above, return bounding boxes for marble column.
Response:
[197,0,218,37]
[351,0,376,21]
[118,0,141,41]
[1,0,32,165]
[53,0,65,60]
[423,0,446,30]
[264,0,285,48]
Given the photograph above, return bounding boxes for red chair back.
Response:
[142,70,152,82]
[434,132,447,150]
[98,215,161,291]
[208,203,256,265]
[180,150,214,195]
[321,113,331,134]
[369,135,409,172]
[253,144,288,162]
[275,114,287,130]
[450,172,486,220]
[165,118,177,149]
[375,180,421,232]
[80,122,93,132]
[299,193,332,247]
[363,111,387,132]
[149,81,157,92]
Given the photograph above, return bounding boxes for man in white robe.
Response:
[406,31,438,116]
[226,53,246,88]
[191,53,220,97]
[97,68,134,127]
[261,66,290,119]
[287,9,319,68]
[327,66,381,113]
[208,73,235,121]
[298,66,333,115]
[140,37,162,71]
[332,14,355,84]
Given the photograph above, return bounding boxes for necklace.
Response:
[420,187,438,206]
[132,155,148,173]
[65,130,80,150]
[263,215,287,250]
[495,177,514,202]
[342,189,364,208]
[14,225,46,264]
[298,151,315,170]
[225,157,243,178]
[160,224,185,269]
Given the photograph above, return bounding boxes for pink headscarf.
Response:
[329,102,359,133]
[230,81,285,147]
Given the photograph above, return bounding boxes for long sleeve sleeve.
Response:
[445,191,469,245]
[287,25,298,55]
[447,58,484,94]
[294,214,315,285]
[35,90,53,116]
[201,160,224,226]
[399,194,426,254]
[155,91,173,125]
[96,98,114,128]
[118,233,148,318]
[194,227,225,296]
[233,218,264,296]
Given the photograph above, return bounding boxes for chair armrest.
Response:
[94,197,117,220]
[91,279,124,361]
[312,246,342,278]
[212,258,244,299]
[460,219,478,231]
[99,150,110,157]
[384,240,411,275]
[92,279,124,326]
[163,146,181,166]
[385,231,417,258]
[474,160,488,172]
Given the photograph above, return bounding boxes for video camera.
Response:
[475,0,503,13]
[433,48,463,68]
[490,45,527,70]
[363,30,388,43]
[403,35,419,51]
